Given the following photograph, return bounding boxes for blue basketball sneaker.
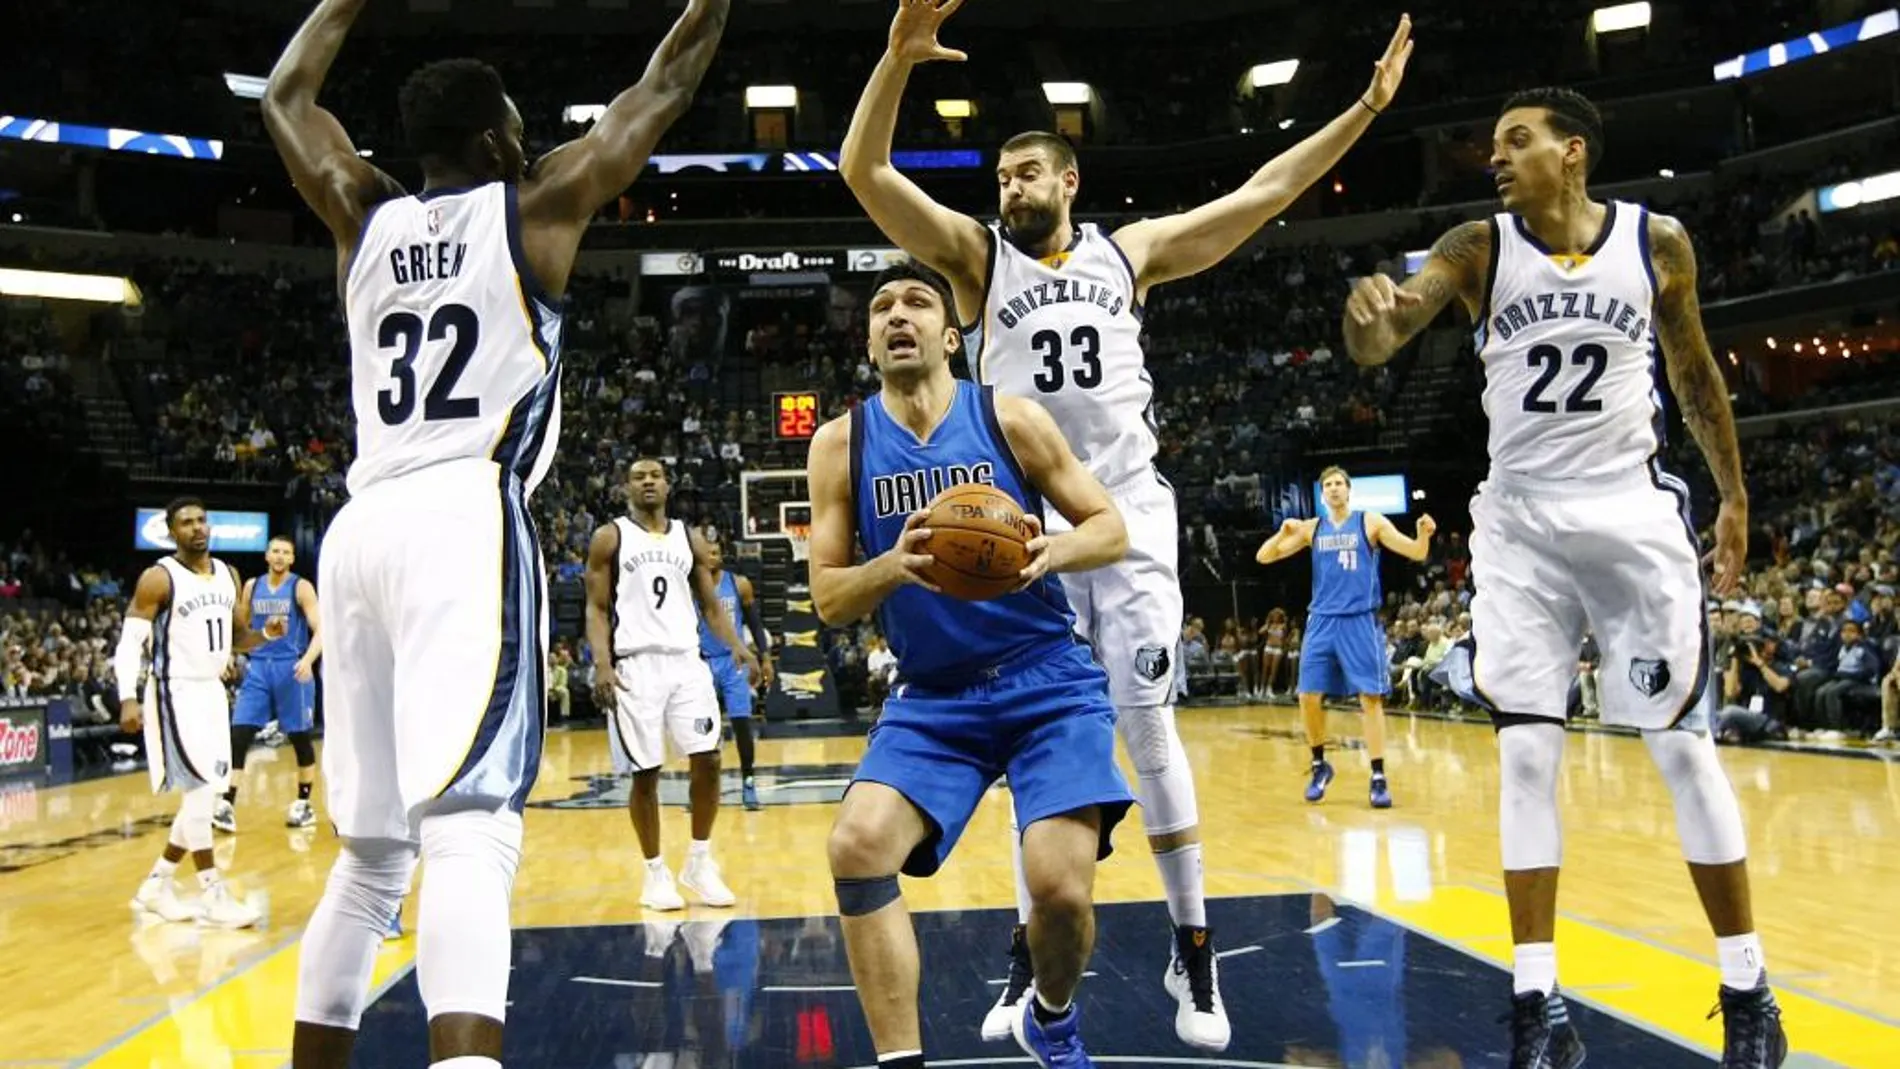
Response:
[1012,997,1097,1068]
[1369,774,1393,809]
[742,776,762,811]
[1304,760,1335,803]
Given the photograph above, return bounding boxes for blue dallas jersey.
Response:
[248,571,311,661]
[852,381,1078,685]
[1310,510,1381,616]
[698,570,746,659]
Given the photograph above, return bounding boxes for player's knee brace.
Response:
[1497,722,1565,872]
[296,837,417,1029]
[416,807,524,1022]
[834,875,901,916]
[289,730,317,768]
[176,785,217,852]
[1643,727,1747,865]
[1116,705,1199,835]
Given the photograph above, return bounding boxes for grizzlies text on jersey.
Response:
[343,182,563,496]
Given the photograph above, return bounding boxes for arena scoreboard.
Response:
[774,391,820,440]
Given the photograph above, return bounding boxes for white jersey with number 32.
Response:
[612,518,699,656]
[1476,200,1662,481]
[343,182,563,497]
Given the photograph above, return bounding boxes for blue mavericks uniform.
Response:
[698,570,754,718]
[849,382,1133,877]
[1299,510,1390,697]
[235,572,316,730]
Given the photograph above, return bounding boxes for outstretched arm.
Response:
[523,0,730,234]
[1343,220,1491,366]
[1650,212,1747,594]
[839,0,991,309]
[262,0,405,254]
[1369,513,1436,563]
[1114,16,1412,295]
[1256,519,1317,565]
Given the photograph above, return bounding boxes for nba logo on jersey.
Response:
[426,206,442,235]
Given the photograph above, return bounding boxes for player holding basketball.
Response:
[585,459,760,911]
[809,260,1132,1069]
[699,539,775,810]
[841,2,1412,1046]
[1342,87,1784,1067]
[219,535,323,832]
[1255,466,1435,808]
[119,497,284,929]
[263,0,730,1064]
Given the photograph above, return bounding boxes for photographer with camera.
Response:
[1716,603,1795,744]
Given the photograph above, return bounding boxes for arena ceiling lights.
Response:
[744,85,798,110]
[1818,170,1900,213]
[1041,82,1093,106]
[0,268,143,307]
[222,73,268,100]
[935,99,975,119]
[562,104,606,124]
[1248,60,1301,89]
[1712,8,1898,81]
[1590,2,1652,34]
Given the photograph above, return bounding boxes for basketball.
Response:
[919,483,1033,601]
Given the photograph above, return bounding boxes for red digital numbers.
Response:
[775,392,820,439]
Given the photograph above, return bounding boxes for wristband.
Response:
[1358,97,1382,116]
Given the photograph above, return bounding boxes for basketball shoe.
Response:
[1012,997,1097,1068]
[1714,974,1788,1068]
[1304,760,1335,803]
[198,881,261,929]
[1164,925,1231,1050]
[131,875,201,923]
[1504,987,1585,1069]
[212,799,238,834]
[680,851,736,907]
[286,799,316,828]
[641,861,686,912]
[980,924,1036,1041]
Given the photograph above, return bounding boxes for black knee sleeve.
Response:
[230,724,262,770]
[835,874,901,917]
[289,731,317,768]
[732,718,756,775]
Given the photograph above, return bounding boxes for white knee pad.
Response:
[174,785,218,852]
[1117,705,1199,836]
[296,837,419,1029]
[1498,723,1565,872]
[1643,727,1747,865]
[417,806,525,1023]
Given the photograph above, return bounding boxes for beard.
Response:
[1003,200,1061,250]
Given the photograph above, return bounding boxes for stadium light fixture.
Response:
[1278,118,1297,130]
[1041,82,1092,106]
[935,99,974,119]
[1591,2,1652,33]
[0,267,142,306]
[223,73,268,100]
[745,85,798,110]
[1819,169,1900,212]
[1249,60,1301,89]
[1658,168,1675,178]
[563,104,606,124]
[357,148,374,158]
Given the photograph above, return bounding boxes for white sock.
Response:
[645,856,667,873]
[196,868,222,891]
[1155,844,1207,928]
[1514,942,1557,996]
[430,1058,501,1069]
[1716,933,1766,990]
[1034,990,1071,1016]
[877,1053,923,1064]
[687,839,712,860]
[149,858,178,881]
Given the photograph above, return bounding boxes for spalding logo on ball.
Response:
[920,483,1032,601]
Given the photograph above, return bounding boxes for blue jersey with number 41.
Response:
[1310,510,1380,616]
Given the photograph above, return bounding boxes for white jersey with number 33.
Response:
[343,182,563,497]
[612,517,699,656]
[1476,200,1662,481]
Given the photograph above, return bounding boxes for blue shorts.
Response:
[234,657,315,731]
[1298,612,1390,697]
[851,639,1135,878]
[706,654,753,718]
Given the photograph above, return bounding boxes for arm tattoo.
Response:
[1406,221,1489,329]
[1651,214,1746,501]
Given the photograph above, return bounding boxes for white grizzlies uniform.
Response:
[1442,200,1711,731]
[145,556,238,794]
[967,222,1180,708]
[606,517,722,773]
[321,181,561,840]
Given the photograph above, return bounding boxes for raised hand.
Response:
[1417,514,1437,540]
[888,0,968,65]
[1362,14,1415,112]
[1345,273,1425,329]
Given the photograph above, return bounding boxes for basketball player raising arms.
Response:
[811,259,1132,1069]
[1341,87,1785,1068]
[841,0,1412,1048]
[261,1,729,1065]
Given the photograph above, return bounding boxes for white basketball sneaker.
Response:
[1164,925,1232,1051]
[130,875,201,923]
[640,862,686,912]
[680,852,736,908]
[212,799,238,834]
[980,924,1036,1041]
[285,799,316,828]
[198,880,261,930]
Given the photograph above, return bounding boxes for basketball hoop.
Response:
[784,521,812,562]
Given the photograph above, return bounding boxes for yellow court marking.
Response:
[80,932,416,1068]
[1380,885,1900,1068]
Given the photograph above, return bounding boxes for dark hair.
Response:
[870,258,956,315]
[628,456,671,478]
[399,59,510,163]
[269,534,295,548]
[164,496,206,526]
[1000,130,1078,174]
[1501,87,1604,176]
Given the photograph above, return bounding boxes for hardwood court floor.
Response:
[2,705,1897,1066]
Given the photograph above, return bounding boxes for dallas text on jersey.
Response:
[995,278,1126,330]
[1313,529,1361,554]
[871,461,997,519]
[1488,288,1651,346]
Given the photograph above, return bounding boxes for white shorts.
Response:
[1049,472,1183,709]
[318,459,549,841]
[1459,465,1713,731]
[609,651,722,773]
[143,677,231,794]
